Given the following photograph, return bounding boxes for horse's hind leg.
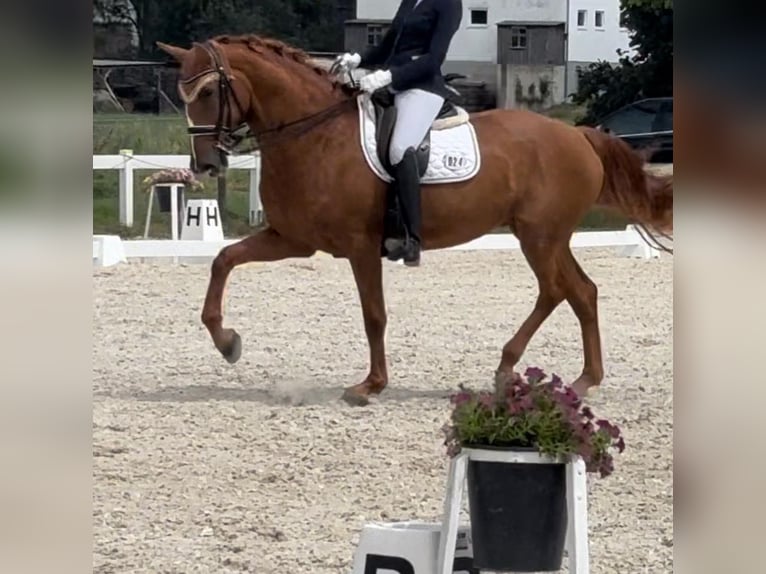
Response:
[559,247,604,396]
[201,228,315,362]
[497,233,567,379]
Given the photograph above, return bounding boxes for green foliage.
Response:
[95,0,345,56]
[572,0,672,124]
[442,368,625,478]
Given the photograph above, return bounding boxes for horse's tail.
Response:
[580,126,673,237]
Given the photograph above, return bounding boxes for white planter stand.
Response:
[143,183,185,241]
[436,448,589,574]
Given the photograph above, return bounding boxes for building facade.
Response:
[566,0,632,97]
[344,0,631,107]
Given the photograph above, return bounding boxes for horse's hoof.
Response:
[571,377,596,398]
[341,387,371,407]
[221,330,242,364]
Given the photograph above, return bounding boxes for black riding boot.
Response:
[384,147,422,266]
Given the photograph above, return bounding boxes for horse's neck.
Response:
[244,64,347,134]
[257,100,357,215]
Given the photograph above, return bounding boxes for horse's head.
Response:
[158,40,254,176]
[159,35,361,175]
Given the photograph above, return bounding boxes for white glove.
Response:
[358,69,393,93]
[329,52,361,76]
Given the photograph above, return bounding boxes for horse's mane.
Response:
[212,34,359,97]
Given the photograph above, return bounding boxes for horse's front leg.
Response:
[343,249,388,406]
[201,228,315,362]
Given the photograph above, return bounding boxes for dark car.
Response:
[595,97,673,163]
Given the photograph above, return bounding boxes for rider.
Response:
[332,0,463,266]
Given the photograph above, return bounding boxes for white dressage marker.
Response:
[181,199,224,242]
[93,235,127,267]
[350,520,476,574]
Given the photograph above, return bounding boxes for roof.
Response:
[344,18,392,25]
[496,20,565,27]
[93,59,170,68]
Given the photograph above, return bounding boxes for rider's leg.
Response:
[385,88,445,265]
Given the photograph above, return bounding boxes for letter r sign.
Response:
[364,554,414,574]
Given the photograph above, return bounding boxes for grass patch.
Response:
[94,113,189,154]
[540,103,588,125]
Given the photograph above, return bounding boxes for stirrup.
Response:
[384,236,420,265]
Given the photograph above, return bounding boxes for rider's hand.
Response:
[329,52,361,76]
[358,69,393,93]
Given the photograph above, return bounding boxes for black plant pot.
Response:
[155,184,185,213]
[466,446,568,572]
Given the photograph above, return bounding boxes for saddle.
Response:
[370,85,465,177]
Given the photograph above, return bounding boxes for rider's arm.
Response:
[359,25,397,69]
[389,0,462,90]
[359,0,409,69]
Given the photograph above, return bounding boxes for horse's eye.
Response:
[200,86,213,98]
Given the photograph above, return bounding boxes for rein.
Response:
[236,98,355,153]
[635,222,674,255]
[180,40,357,155]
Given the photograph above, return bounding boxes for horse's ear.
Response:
[156,42,189,62]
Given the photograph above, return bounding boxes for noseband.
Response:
[177,41,252,154]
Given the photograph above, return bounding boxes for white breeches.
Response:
[388,88,445,166]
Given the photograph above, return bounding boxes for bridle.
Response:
[177,40,252,155]
[177,40,358,155]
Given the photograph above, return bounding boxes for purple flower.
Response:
[518,395,534,411]
[551,387,581,412]
[451,391,472,406]
[443,369,625,478]
[597,419,621,439]
[478,392,495,409]
[599,457,615,478]
[524,367,546,383]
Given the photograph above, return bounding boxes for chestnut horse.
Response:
[157,35,672,405]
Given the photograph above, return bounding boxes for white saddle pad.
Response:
[357,94,481,185]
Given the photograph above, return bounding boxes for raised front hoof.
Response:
[219,329,242,364]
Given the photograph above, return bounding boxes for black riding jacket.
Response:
[359,0,463,99]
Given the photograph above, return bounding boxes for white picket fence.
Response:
[92,151,264,227]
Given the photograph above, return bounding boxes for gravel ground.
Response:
[93,248,673,574]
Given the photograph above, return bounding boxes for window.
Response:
[577,10,587,27]
[595,10,604,28]
[366,24,384,46]
[510,26,527,49]
[470,9,488,26]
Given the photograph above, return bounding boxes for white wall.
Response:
[356,0,567,63]
[567,0,632,63]
[356,0,399,20]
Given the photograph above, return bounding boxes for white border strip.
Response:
[94,226,659,265]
